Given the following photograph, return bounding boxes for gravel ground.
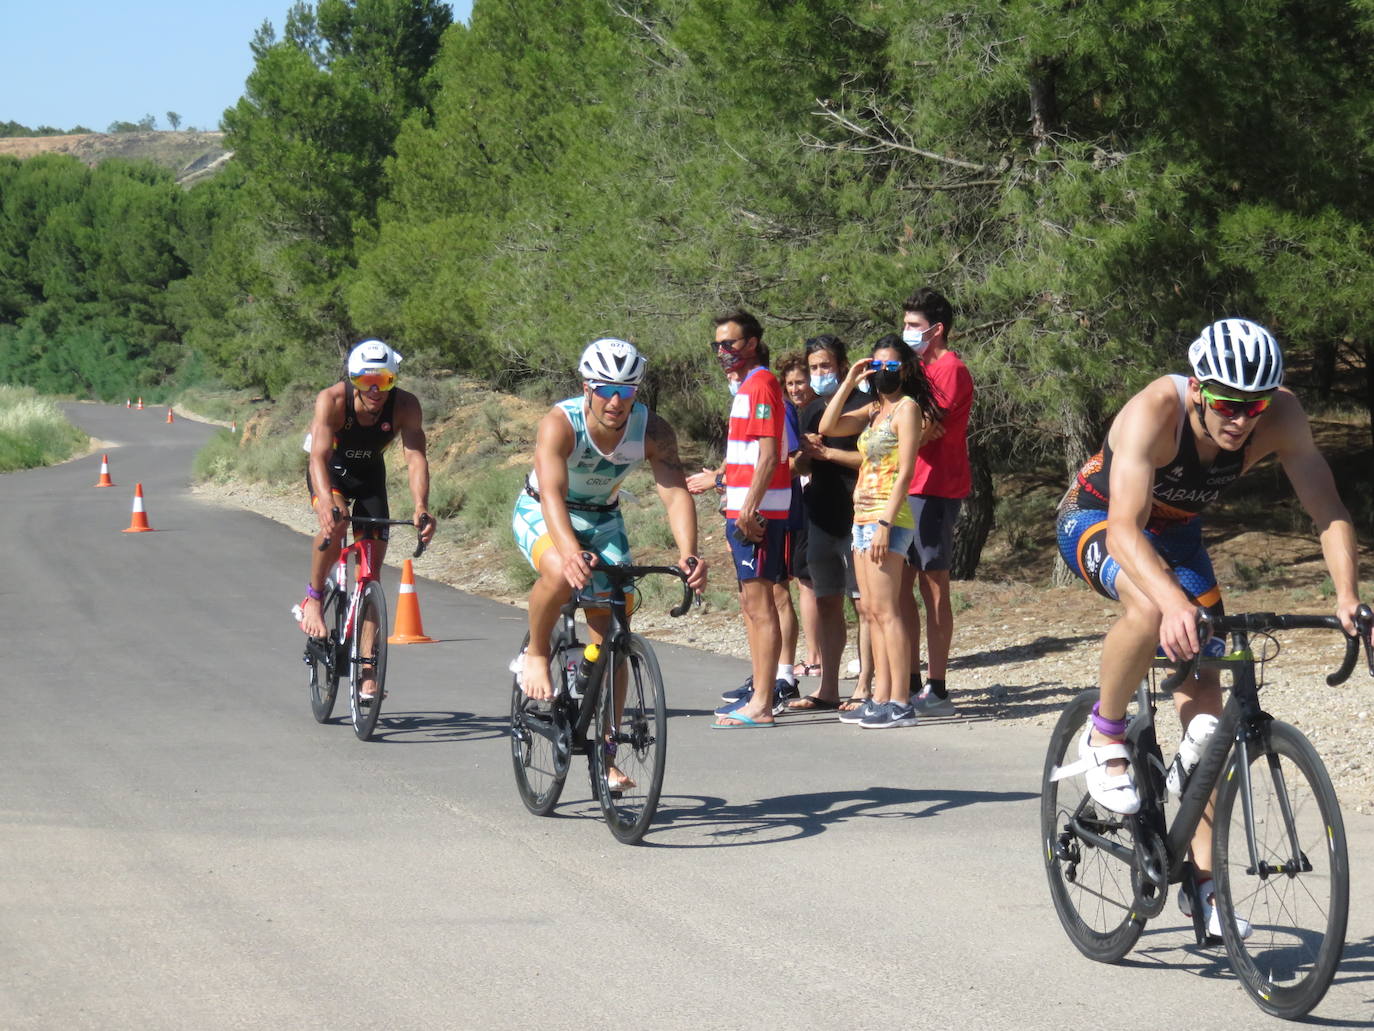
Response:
[197,478,1374,816]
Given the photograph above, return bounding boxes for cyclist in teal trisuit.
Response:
[513,339,707,711]
[1055,318,1368,935]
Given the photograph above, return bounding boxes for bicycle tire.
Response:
[349,580,388,741]
[1213,720,1349,1019]
[592,633,667,845]
[1041,688,1145,962]
[307,585,342,723]
[510,631,572,815]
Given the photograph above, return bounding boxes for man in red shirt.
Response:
[711,310,794,728]
[899,288,974,715]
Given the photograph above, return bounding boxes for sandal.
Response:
[1051,726,1140,814]
[838,693,871,713]
[785,694,841,712]
[792,662,822,678]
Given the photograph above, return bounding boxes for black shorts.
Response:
[306,464,391,540]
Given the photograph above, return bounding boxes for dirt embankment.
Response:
[0,131,230,185]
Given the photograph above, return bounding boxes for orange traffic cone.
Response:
[94,454,115,487]
[136,397,144,410]
[122,483,155,533]
[125,399,131,409]
[231,420,237,433]
[166,407,174,424]
[388,559,435,643]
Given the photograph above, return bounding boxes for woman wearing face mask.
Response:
[818,334,940,728]
[779,354,822,679]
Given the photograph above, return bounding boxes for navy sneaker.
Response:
[911,688,956,717]
[837,698,875,724]
[721,676,753,703]
[771,678,800,715]
[859,700,918,729]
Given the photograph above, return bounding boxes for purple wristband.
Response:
[1091,701,1128,737]
[305,583,323,602]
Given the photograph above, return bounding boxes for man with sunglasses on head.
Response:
[298,340,436,683]
[1055,317,1367,937]
[514,338,707,705]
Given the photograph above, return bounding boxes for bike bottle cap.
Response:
[583,643,600,662]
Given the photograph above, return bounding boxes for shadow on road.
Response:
[322,710,509,743]
[619,784,1040,848]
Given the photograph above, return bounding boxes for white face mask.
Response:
[809,372,838,396]
[902,326,931,355]
[727,377,741,396]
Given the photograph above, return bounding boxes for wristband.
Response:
[305,583,323,602]
[877,519,891,528]
[714,473,725,490]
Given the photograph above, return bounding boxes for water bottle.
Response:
[1167,713,1220,797]
[571,643,600,698]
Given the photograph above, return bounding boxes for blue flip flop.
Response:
[712,710,775,729]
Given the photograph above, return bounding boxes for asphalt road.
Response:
[3,402,1372,1029]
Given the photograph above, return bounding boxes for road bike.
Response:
[509,555,694,844]
[303,513,431,741]
[1041,605,1373,1019]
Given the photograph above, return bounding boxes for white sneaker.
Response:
[1049,726,1141,815]
[1179,879,1253,940]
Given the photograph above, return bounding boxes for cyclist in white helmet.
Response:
[513,339,707,735]
[298,340,436,704]
[1055,317,1367,936]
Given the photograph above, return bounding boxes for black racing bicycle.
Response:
[510,554,694,844]
[304,514,430,741]
[1042,605,1373,1019]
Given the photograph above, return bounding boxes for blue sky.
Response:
[2,1,472,133]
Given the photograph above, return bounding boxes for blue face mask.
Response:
[902,327,931,355]
[727,377,741,396]
[809,372,838,396]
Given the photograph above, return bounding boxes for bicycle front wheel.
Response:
[1213,720,1348,1019]
[349,580,388,741]
[592,634,667,845]
[510,631,572,815]
[307,586,341,723]
[1041,688,1145,963]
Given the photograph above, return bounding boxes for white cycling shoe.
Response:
[1051,726,1141,815]
[1180,878,1253,940]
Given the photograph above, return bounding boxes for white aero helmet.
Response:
[579,337,646,385]
[1187,318,1283,393]
[347,338,402,378]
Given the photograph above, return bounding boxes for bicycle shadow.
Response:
[321,710,508,743]
[1127,926,1374,1023]
[544,785,1038,848]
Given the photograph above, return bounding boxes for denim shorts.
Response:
[851,520,915,556]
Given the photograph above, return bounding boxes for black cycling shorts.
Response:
[306,464,391,540]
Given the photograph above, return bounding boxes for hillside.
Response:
[0,131,231,186]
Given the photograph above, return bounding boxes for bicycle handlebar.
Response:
[1159,604,1374,691]
[320,509,433,559]
[576,552,698,617]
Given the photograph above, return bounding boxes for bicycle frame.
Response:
[331,534,381,647]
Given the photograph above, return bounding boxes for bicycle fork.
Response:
[1232,730,1311,879]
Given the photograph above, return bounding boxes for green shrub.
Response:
[0,386,88,472]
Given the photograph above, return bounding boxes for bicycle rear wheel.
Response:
[510,631,573,815]
[307,584,342,723]
[1213,720,1348,1019]
[349,580,388,741]
[1041,688,1145,963]
[592,634,667,845]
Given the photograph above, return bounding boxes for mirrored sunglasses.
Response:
[869,359,902,371]
[350,370,396,392]
[1201,386,1273,419]
[590,382,638,400]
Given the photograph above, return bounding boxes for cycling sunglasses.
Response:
[590,382,638,400]
[1200,386,1273,419]
[350,370,396,392]
[869,359,902,371]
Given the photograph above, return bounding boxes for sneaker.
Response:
[837,698,875,724]
[1179,880,1252,940]
[860,700,918,729]
[721,676,753,703]
[912,688,956,716]
[714,697,747,716]
[771,679,800,715]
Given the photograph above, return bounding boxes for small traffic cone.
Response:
[125,399,131,409]
[231,420,237,433]
[94,454,115,487]
[136,397,144,410]
[122,483,155,533]
[166,407,174,424]
[387,559,435,643]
